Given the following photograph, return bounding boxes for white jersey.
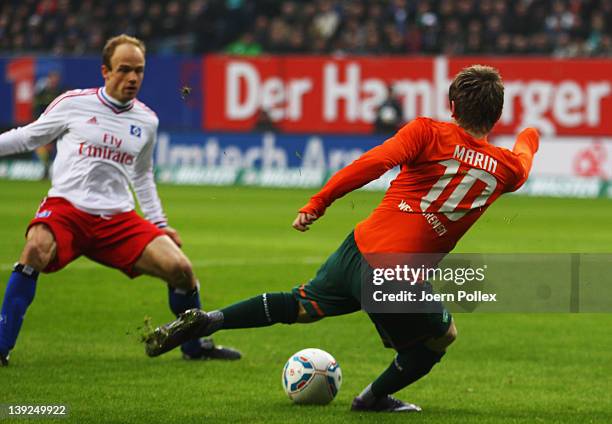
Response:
[0,87,167,226]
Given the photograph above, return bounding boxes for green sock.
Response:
[220,292,299,329]
[369,344,444,399]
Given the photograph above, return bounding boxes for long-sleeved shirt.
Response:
[0,87,167,226]
[300,117,539,254]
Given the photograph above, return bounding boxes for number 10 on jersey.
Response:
[420,159,497,221]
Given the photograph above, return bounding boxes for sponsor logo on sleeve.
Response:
[35,210,52,218]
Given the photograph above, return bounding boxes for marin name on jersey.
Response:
[78,132,134,165]
[453,145,498,174]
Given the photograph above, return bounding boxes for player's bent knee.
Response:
[173,257,193,277]
[441,320,457,346]
[21,225,56,270]
[165,258,194,288]
[447,321,457,344]
[425,320,457,352]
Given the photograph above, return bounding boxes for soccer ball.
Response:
[282,348,342,405]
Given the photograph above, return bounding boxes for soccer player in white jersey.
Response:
[0,34,240,366]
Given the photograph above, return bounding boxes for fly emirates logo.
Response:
[78,133,135,165]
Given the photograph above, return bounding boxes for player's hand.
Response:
[517,127,540,140]
[292,212,318,232]
[163,226,183,247]
[514,127,540,153]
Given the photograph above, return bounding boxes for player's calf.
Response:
[0,225,53,364]
[202,291,301,333]
[0,264,39,362]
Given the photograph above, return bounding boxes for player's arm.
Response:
[131,127,181,246]
[0,95,69,156]
[509,127,540,191]
[293,119,429,231]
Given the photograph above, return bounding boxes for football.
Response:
[282,348,342,405]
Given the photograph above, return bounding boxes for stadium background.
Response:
[0,0,611,196]
[1,1,611,423]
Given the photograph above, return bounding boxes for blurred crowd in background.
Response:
[1,0,612,57]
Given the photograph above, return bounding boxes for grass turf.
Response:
[0,180,611,423]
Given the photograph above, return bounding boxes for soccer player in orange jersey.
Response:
[144,65,539,412]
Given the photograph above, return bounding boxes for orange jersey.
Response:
[300,118,539,254]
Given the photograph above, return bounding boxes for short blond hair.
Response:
[102,34,146,69]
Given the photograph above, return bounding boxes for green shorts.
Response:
[292,232,452,351]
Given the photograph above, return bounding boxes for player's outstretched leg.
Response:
[351,320,457,413]
[0,224,54,367]
[145,292,299,357]
[134,235,241,360]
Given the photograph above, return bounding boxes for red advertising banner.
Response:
[203,55,612,135]
[6,57,35,125]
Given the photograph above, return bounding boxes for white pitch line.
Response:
[0,257,326,272]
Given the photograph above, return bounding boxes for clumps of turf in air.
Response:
[137,316,154,344]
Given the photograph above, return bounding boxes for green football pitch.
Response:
[0,180,610,424]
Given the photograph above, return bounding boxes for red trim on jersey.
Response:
[43,89,97,115]
[135,100,158,118]
[96,88,135,114]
